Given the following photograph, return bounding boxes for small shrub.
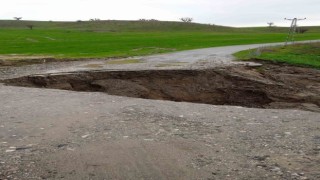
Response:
[26,25,34,30]
[296,28,308,34]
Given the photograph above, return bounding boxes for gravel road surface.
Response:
[0,85,319,180]
[0,42,319,179]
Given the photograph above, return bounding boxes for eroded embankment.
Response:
[2,64,320,111]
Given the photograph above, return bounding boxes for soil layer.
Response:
[3,63,320,112]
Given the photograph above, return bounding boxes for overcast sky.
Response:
[1,0,319,27]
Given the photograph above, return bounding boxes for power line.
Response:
[284,18,306,46]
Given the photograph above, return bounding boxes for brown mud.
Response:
[3,63,320,112]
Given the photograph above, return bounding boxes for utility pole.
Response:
[284,18,306,46]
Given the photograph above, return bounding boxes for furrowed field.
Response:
[0,20,319,59]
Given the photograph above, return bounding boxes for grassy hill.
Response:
[1,20,319,32]
[0,20,234,32]
[0,20,319,59]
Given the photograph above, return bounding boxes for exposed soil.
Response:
[3,63,320,112]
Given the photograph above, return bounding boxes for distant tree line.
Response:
[139,19,159,22]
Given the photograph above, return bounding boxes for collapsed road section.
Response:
[2,64,320,111]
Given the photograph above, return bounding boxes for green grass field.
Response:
[234,43,320,68]
[0,20,319,60]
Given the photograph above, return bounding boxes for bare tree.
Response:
[267,22,274,27]
[180,17,193,23]
[89,18,100,21]
[14,17,22,20]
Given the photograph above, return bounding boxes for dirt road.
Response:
[0,42,319,179]
[0,84,319,180]
[1,40,319,79]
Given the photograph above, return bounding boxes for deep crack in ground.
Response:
[2,63,320,112]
